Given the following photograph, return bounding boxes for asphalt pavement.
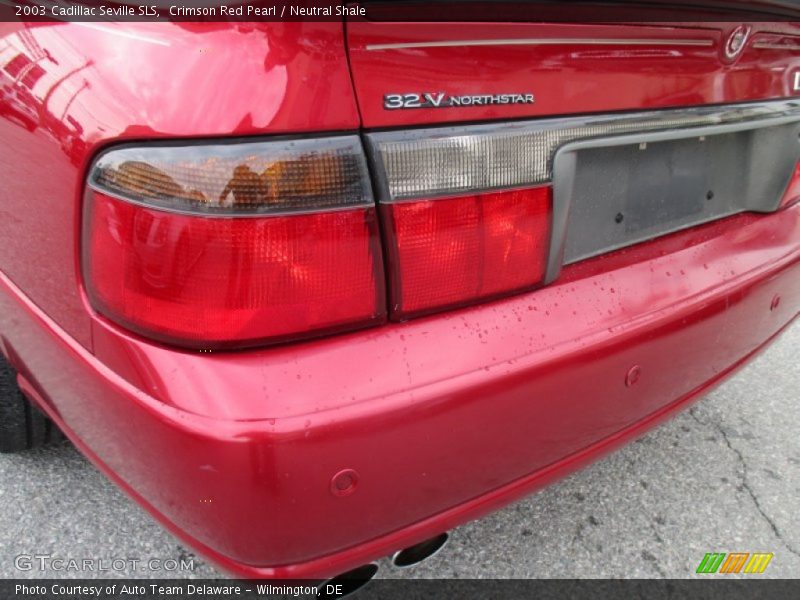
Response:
[0,323,797,580]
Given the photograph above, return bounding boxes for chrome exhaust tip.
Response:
[391,532,449,568]
[318,563,378,599]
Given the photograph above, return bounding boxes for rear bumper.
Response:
[1,207,799,579]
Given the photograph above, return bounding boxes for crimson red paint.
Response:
[1,18,800,582]
[2,209,799,577]
[0,21,359,348]
[779,161,800,209]
[347,21,800,128]
[84,192,385,347]
[383,187,552,317]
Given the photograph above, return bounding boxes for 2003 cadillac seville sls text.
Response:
[1,4,799,584]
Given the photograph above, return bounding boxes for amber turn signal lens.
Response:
[89,136,372,215]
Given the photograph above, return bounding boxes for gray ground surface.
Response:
[0,323,797,580]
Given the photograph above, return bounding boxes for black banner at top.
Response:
[2,0,800,23]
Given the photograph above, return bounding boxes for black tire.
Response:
[0,355,62,453]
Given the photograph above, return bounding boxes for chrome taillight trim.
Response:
[365,100,800,203]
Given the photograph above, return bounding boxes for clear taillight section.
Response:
[370,106,777,202]
[89,136,372,214]
[384,188,552,317]
[83,137,385,348]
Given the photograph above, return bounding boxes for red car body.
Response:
[1,14,799,579]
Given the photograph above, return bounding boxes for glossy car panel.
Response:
[0,21,359,347]
[2,205,799,575]
[2,18,800,580]
[347,21,800,127]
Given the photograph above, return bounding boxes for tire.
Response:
[0,355,62,453]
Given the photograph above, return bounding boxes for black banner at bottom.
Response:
[2,579,798,600]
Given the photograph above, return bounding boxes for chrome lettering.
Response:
[384,91,535,110]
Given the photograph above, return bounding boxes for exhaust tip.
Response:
[318,563,378,599]
[391,532,449,568]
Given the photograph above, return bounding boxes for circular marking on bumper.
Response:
[625,365,642,388]
[331,469,359,497]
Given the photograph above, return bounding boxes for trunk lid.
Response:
[345,18,800,128]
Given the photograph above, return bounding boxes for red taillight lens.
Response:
[779,161,800,209]
[83,137,385,348]
[85,193,383,347]
[383,187,552,317]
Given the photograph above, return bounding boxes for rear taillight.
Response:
[83,136,385,348]
[367,129,554,318]
[85,104,800,349]
[366,104,800,318]
[383,188,552,317]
